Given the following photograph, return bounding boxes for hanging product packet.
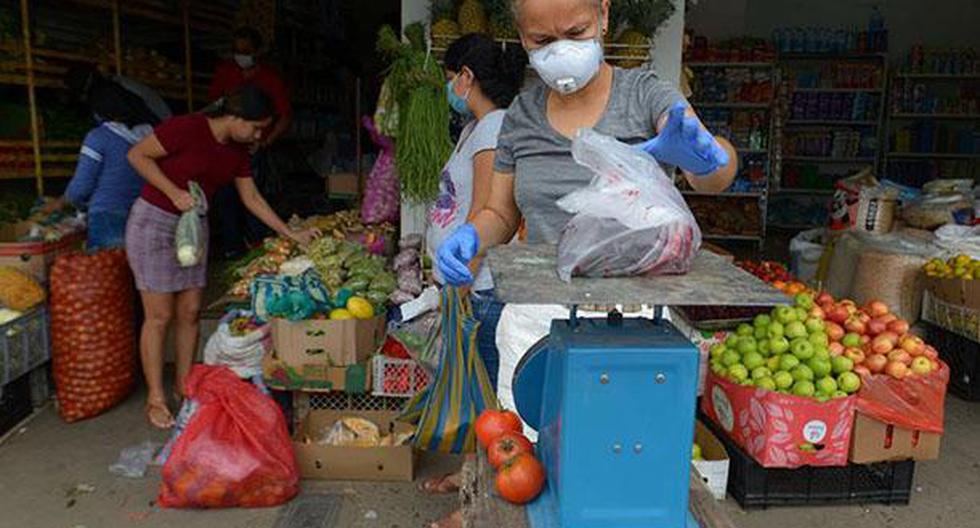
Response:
[175,182,207,267]
[556,128,702,282]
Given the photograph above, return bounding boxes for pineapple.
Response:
[611,0,675,68]
[430,0,460,48]
[485,0,518,40]
[457,0,489,35]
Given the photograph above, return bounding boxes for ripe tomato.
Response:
[475,409,523,448]
[487,432,534,469]
[495,453,546,504]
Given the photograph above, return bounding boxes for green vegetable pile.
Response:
[377,23,452,203]
[308,237,397,308]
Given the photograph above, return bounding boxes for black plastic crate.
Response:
[924,322,980,401]
[1,373,33,438]
[700,412,915,509]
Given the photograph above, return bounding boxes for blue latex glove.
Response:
[437,223,480,286]
[637,102,730,176]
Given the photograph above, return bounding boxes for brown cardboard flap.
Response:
[272,316,385,367]
[849,412,941,463]
[294,410,415,481]
[694,420,729,462]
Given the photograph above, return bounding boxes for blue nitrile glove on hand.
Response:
[637,102,730,176]
[437,223,480,286]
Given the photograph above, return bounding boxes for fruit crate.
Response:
[372,355,431,398]
[924,322,980,401]
[700,412,915,508]
[0,371,33,438]
[1,307,50,387]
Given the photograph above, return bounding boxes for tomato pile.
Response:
[737,260,811,295]
[50,249,136,423]
[475,409,546,505]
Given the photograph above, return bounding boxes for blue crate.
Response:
[1,308,50,388]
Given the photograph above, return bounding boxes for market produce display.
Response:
[0,266,45,311]
[315,416,414,448]
[50,250,136,423]
[303,210,396,255]
[228,237,300,298]
[736,260,811,295]
[307,237,397,311]
[475,409,545,505]
[924,254,979,280]
[390,235,424,305]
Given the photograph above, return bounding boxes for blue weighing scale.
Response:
[486,245,787,528]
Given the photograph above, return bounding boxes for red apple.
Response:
[827,305,849,324]
[865,354,888,374]
[858,312,871,324]
[871,335,894,354]
[809,305,826,320]
[880,313,898,324]
[887,319,910,335]
[828,342,845,356]
[825,322,845,342]
[900,335,925,357]
[860,335,871,345]
[844,316,866,334]
[885,361,909,380]
[922,345,939,360]
[878,331,900,347]
[840,299,857,310]
[866,300,890,317]
[816,291,834,306]
[866,318,887,336]
[854,365,872,378]
[887,349,912,366]
[845,347,866,364]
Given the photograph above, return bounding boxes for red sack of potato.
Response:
[50,249,137,422]
[158,365,298,509]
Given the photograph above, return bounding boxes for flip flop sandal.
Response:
[146,400,175,429]
[419,473,461,495]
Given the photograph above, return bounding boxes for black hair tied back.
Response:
[445,33,528,109]
[204,83,274,121]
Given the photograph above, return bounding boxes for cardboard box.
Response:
[326,172,359,198]
[263,355,371,393]
[922,288,980,342]
[925,275,980,311]
[271,316,385,367]
[701,371,855,468]
[849,412,941,463]
[293,410,416,481]
[692,419,730,500]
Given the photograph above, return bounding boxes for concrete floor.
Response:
[1,392,977,528]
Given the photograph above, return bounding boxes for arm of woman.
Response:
[234,177,318,247]
[464,149,496,276]
[127,134,194,211]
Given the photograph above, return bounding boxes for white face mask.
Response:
[528,37,603,95]
[233,54,255,69]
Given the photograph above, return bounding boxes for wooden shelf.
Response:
[887,152,980,160]
[693,102,771,109]
[782,156,876,163]
[890,113,980,120]
[0,168,73,180]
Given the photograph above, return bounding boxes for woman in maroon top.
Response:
[126,85,317,428]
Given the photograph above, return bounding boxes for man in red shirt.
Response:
[209,27,292,256]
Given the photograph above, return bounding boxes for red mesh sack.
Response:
[856,360,950,433]
[50,249,137,422]
[158,365,299,509]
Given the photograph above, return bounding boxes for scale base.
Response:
[526,481,701,528]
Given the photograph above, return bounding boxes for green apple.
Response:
[737,337,757,355]
[838,372,861,393]
[692,443,702,460]
[832,390,849,399]
[754,326,769,341]
[725,335,739,348]
[791,364,814,382]
[739,378,755,386]
[795,293,814,310]
[743,352,765,370]
[729,364,749,382]
[754,314,772,328]
[792,380,816,397]
[779,354,801,371]
[841,332,862,349]
[737,323,754,336]
[815,393,830,403]
[713,365,729,377]
[831,355,854,375]
[751,366,772,380]
[722,350,742,367]
[773,370,794,389]
[805,317,825,334]
[767,321,785,339]
[785,321,808,339]
[755,377,777,391]
[769,336,790,355]
[808,331,829,349]
[813,346,831,361]
[710,343,727,360]
[773,305,797,324]
[795,307,808,322]
[767,356,782,371]
[758,339,771,356]
[791,339,815,360]
[816,376,838,394]
[807,357,833,378]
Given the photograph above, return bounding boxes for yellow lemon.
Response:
[346,297,375,319]
[329,308,354,320]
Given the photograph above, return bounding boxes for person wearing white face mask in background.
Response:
[435,0,739,448]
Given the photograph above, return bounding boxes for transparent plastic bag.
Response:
[175,182,207,268]
[556,128,702,282]
[109,440,161,478]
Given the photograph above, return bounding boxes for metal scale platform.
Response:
[486,245,787,528]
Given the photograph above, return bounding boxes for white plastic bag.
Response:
[203,310,270,379]
[556,129,701,282]
[174,182,207,267]
[789,228,827,283]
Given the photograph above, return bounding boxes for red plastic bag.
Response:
[856,361,950,434]
[50,249,137,422]
[158,365,299,509]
